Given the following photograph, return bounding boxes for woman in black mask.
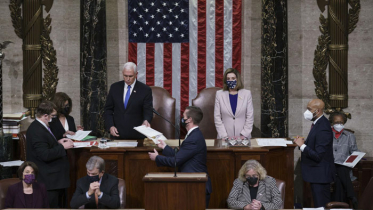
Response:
[50,92,83,140]
[227,160,283,210]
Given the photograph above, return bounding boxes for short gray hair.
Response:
[123,62,137,73]
[238,160,267,182]
[86,156,105,172]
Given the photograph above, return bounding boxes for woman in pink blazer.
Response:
[214,68,254,139]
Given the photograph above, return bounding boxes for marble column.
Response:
[80,0,107,137]
[261,0,288,138]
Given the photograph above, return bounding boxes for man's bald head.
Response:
[306,99,325,119]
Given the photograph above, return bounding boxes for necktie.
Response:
[95,193,99,208]
[311,124,314,130]
[124,85,131,109]
[47,127,56,140]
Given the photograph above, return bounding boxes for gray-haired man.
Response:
[70,156,120,209]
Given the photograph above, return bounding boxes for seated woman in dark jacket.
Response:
[227,160,283,210]
[5,161,49,208]
[50,92,83,140]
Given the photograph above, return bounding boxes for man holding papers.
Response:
[104,62,153,139]
[148,106,212,208]
[293,99,335,208]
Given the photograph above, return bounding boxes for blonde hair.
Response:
[238,160,267,182]
[223,68,243,91]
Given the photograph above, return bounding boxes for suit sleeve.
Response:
[303,126,333,163]
[155,140,198,167]
[261,178,283,210]
[4,185,15,208]
[31,131,67,162]
[104,84,115,132]
[227,179,249,209]
[240,91,254,138]
[214,91,228,138]
[70,180,95,209]
[99,178,120,209]
[142,86,153,123]
[161,145,175,157]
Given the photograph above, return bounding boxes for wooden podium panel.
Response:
[143,172,207,210]
[68,140,296,209]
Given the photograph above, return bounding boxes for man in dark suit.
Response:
[70,156,120,209]
[26,101,74,208]
[104,62,153,139]
[294,99,335,208]
[148,106,212,208]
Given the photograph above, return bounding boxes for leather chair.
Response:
[17,131,27,161]
[79,178,126,209]
[192,87,221,139]
[151,86,176,139]
[275,178,285,209]
[327,177,373,209]
[0,178,21,209]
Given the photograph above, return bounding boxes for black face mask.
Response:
[246,177,258,186]
[87,175,100,183]
[61,107,70,116]
[181,118,189,128]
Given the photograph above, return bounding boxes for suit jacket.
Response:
[302,115,335,183]
[49,115,77,140]
[104,80,153,139]
[70,173,120,209]
[214,89,254,139]
[155,127,212,194]
[4,181,49,208]
[26,120,70,190]
[227,176,283,210]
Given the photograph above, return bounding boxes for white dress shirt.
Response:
[185,126,199,139]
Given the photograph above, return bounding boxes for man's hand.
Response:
[157,140,167,149]
[58,138,74,149]
[251,199,262,210]
[148,149,159,161]
[88,182,100,196]
[142,120,151,127]
[77,125,84,130]
[293,136,305,147]
[95,186,102,197]
[110,126,120,137]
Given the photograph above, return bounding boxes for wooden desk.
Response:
[68,140,296,208]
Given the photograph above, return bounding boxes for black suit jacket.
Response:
[4,181,49,208]
[155,127,212,194]
[104,80,153,139]
[301,115,335,183]
[70,173,120,209]
[26,120,70,190]
[49,115,77,140]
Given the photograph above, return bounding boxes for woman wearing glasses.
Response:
[227,160,283,210]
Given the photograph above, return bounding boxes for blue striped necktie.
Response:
[124,85,131,109]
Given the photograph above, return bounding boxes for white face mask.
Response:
[49,116,53,123]
[303,110,315,121]
[333,124,344,132]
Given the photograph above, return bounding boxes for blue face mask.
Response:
[226,80,237,89]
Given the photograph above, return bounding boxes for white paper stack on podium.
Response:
[66,130,92,140]
[134,125,167,144]
[255,138,292,147]
[336,151,366,168]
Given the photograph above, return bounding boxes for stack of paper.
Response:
[133,125,167,144]
[0,160,24,167]
[255,138,290,147]
[67,130,92,141]
[107,142,138,147]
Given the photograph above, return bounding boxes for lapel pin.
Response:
[134,90,136,93]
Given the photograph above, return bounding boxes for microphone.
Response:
[152,108,181,177]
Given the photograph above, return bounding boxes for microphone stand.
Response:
[152,108,181,177]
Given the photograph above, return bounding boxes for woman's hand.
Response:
[251,199,262,210]
[77,125,84,130]
[63,131,75,137]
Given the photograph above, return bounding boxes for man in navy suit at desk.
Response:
[294,99,335,208]
[148,106,212,208]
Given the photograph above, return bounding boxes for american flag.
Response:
[128,0,242,124]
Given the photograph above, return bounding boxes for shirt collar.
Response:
[332,127,347,135]
[313,114,324,125]
[125,79,136,89]
[36,118,49,130]
[186,126,199,136]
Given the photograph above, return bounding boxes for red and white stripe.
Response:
[128,0,242,126]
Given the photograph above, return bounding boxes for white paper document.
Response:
[106,142,138,147]
[303,208,325,210]
[0,160,24,167]
[336,151,366,168]
[73,142,91,148]
[256,138,288,147]
[133,125,167,144]
[67,130,92,140]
